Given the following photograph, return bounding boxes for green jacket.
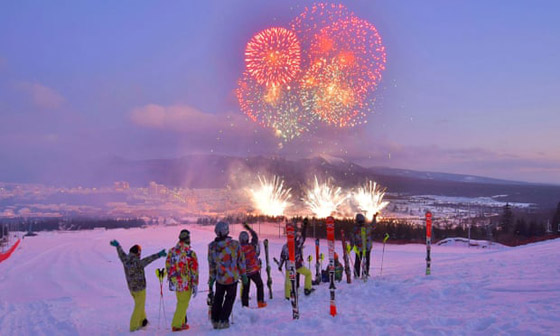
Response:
[116,245,160,292]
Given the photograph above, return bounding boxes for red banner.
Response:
[0,239,21,263]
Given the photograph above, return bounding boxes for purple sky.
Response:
[0,1,559,184]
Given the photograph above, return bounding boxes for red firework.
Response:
[245,27,301,87]
[309,16,386,90]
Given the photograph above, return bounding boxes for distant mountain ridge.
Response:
[91,154,559,208]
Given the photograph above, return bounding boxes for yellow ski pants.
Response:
[130,289,147,331]
[172,290,192,329]
[284,266,312,298]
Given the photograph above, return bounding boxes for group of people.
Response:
[110,222,266,332]
[110,213,377,332]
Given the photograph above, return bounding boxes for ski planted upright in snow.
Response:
[286,220,299,319]
[263,238,273,299]
[314,238,321,285]
[326,216,337,317]
[341,230,352,284]
[425,211,432,275]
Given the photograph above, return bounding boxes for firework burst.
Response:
[249,175,292,216]
[309,16,386,90]
[237,3,387,139]
[236,72,314,140]
[303,176,346,218]
[352,181,389,221]
[301,57,367,127]
[245,27,301,87]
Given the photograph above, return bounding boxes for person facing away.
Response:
[166,229,199,332]
[278,218,315,299]
[351,213,377,278]
[110,240,166,332]
[208,221,247,330]
[239,223,267,308]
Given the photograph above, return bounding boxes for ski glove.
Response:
[191,285,198,298]
[278,266,283,273]
[243,222,251,231]
[110,240,119,247]
[242,274,248,286]
[158,249,167,258]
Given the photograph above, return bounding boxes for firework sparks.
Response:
[245,27,301,87]
[352,181,389,221]
[309,16,386,89]
[236,72,314,140]
[237,3,387,139]
[303,176,346,218]
[301,57,367,127]
[249,175,292,217]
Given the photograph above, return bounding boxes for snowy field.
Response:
[1,224,559,335]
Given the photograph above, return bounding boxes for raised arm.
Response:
[243,223,259,245]
[140,251,161,268]
[301,218,308,244]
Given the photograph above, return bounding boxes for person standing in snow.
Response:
[208,221,247,329]
[239,223,267,308]
[165,229,199,332]
[110,240,166,331]
[278,218,314,299]
[351,213,377,278]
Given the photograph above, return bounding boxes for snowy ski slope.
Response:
[1,224,559,335]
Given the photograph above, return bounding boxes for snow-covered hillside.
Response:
[1,225,559,335]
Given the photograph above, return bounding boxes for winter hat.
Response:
[215,221,229,237]
[356,213,366,224]
[239,231,249,244]
[129,244,141,254]
[179,229,190,243]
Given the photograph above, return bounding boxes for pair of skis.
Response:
[285,217,337,319]
[426,211,432,275]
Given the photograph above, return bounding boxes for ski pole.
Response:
[155,268,167,329]
[380,233,389,277]
[307,255,312,270]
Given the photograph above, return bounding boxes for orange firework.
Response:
[245,27,301,87]
[301,58,368,127]
[236,71,314,140]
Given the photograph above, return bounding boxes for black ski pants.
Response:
[354,249,371,277]
[241,272,264,306]
[212,282,238,323]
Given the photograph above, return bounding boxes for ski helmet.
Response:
[356,213,366,224]
[239,231,249,244]
[215,221,229,237]
[179,229,190,243]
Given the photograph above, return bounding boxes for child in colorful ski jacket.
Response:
[239,223,267,308]
[278,219,314,298]
[208,221,247,329]
[351,213,377,277]
[166,229,199,331]
[110,240,166,331]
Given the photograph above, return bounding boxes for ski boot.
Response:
[304,288,315,296]
[258,301,267,308]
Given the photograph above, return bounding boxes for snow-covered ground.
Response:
[1,224,559,335]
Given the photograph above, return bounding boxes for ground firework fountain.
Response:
[352,180,389,221]
[303,176,346,218]
[249,175,292,216]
